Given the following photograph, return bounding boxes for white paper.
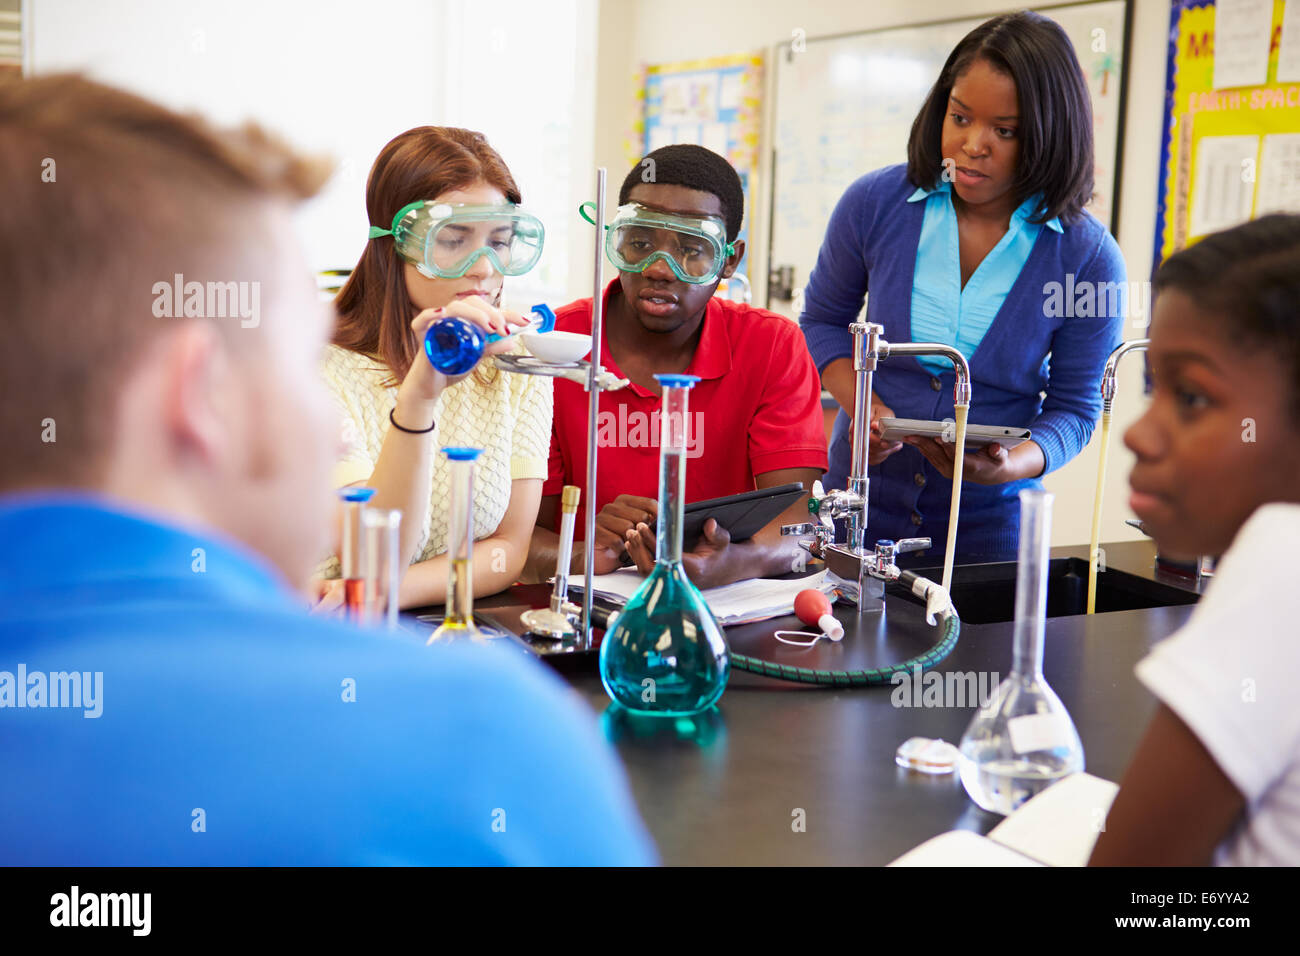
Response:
[647,124,674,152]
[719,70,744,110]
[1007,712,1073,754]
[701,121,730,157]
[570,568,833,626]
[1257,133,1300,214]
[673,123,701,147]
[1213,0,1273,89]
[888,830,1043,867]
[889,772,1119,867]
[1189,134,1260,236]
[988,772,1120,867]
[658,73,719,126]
[1277,0,1300,83]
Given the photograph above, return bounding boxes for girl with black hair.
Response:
[1091,214,1300,866]
[801,11,1126,559]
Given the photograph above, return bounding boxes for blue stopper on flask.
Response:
[442,446,483,462]
[484,303,557,344]
[654,373,701,389]
[338,487,377,503]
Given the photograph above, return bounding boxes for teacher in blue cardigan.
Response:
[800,11,1125,561]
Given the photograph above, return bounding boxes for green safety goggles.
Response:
[582,201,736,285]
[369,201,545,279]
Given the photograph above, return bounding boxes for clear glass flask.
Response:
[361,507,402,629]
[338,486,377,621]
[598,374,730,715]
[428,447,486,643]
[958,489,1085,814]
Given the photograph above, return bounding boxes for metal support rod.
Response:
[847,322,879,561]
[581,168,607,648]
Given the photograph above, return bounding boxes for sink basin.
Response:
[888,557,1199,625]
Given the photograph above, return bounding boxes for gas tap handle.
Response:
[893,537,931,554]
[873,537,931,561]
[781,523,816,536]
[782,522,831,540]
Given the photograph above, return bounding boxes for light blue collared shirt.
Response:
[907,180,1062,374]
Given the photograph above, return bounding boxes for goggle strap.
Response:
[369,200,428,241]
[578,201,606,229]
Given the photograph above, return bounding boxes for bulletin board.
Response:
[768,1,1129,311]
[1154,0,1300,267]
[637,52,765,270]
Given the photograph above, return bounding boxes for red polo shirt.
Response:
[544,280,828,538]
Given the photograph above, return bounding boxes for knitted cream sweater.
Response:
[318,344,552,575]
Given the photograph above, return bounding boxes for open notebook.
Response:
[568,568,835,627]
[889,773,1120,867]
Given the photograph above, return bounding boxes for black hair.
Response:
[907,10,1095,225]
[1154,213,1300,417]
[618,143,744,242]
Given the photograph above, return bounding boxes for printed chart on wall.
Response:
[1156,0,1300,267]
[640,52,764,274]
[769,1,1127,314]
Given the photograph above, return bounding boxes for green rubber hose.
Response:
[729,610,960,687]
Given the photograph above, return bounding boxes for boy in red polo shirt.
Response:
[526,145,828,589]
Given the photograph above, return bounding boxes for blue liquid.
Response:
[599,561,730,716]
[424,318,486,375]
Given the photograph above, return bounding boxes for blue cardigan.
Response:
[800,164,1125,560]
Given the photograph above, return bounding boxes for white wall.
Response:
[595,0,1168,548]
[27,0,596,306]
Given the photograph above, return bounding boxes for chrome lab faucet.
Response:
[1098,337,1214,578]
[783,321,972,612]
[1101,338,1149,415]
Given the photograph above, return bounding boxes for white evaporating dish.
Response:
[521,330,592,364]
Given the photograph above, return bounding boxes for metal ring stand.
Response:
[486,169,619,651]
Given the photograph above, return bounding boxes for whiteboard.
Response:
[769,1,1128,312]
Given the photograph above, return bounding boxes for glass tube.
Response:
[1013,487,1051,680]
[337,487,376,621]
[429,447,484,642]
[656,379,689,565]
[551,484,580,613]
[362,507,402,629]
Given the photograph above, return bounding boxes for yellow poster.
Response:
[1157,0,1300,264]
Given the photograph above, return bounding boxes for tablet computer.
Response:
[877,417,1031,450]
[682,482,806,550]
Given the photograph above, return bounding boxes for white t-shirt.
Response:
[1135,502,1300,866]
